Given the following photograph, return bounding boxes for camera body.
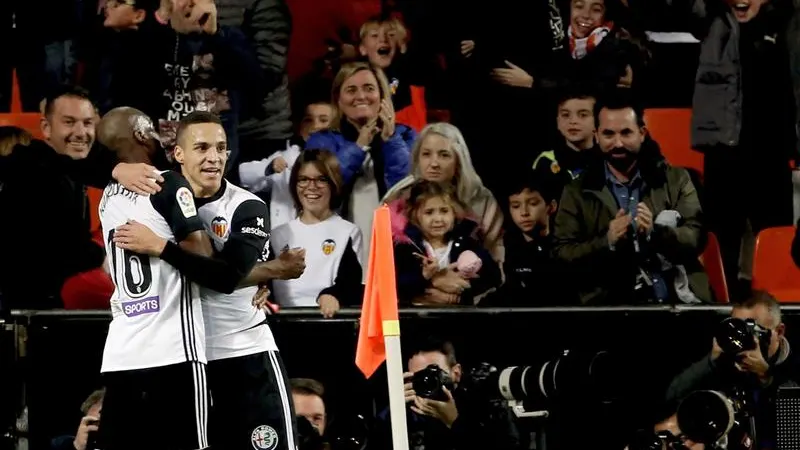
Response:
[412,364,454,402]
[715,318,772,355]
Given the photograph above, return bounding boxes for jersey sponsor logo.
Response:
[211,216,228,238]
[122,296,160,317]
[251,425,278,450]
[256,217,265,228]
[241,226,269,238]
[176,187,197,218]
[322,239,336,255]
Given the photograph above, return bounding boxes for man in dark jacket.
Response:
[217,0,293,165]
[552,91,711,305]
[675,0,799,299]
[665,291,800,450]
[0,86,111,309]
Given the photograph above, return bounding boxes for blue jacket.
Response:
[306,124,415,193]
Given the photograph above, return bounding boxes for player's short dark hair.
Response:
[289,148,344,211]
[290,378,326,399]
[80,389,105,414]
[406,336,458,368]
[175,111,223,146]
[594,89,646,129]
[44,85,94,118]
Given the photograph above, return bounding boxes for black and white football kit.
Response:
[98,171,209,450]
[159,180,297,450]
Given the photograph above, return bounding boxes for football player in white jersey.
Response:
[96,107,214,450]
[113,111,303,450]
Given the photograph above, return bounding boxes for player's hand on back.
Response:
[112,163,164,195]
[114,220,168,256]
[73,415,99,450]
[252,285,271,309]
[276,248,306,279]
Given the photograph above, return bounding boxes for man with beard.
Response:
[552,91,712,305]
[0,85,114,310]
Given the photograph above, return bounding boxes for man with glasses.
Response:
[113,110,303,450]
[102,0,156,31]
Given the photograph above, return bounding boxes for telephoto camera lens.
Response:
[677,390,736,445]
[326,414,369,450]
[412,364,454,402]
[497,350,621,407]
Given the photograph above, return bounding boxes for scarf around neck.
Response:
[569,22,613,60]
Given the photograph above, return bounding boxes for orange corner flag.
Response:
[355,205,400,378]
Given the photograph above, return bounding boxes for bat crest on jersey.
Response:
[176,187,197,218]
[322,239,336,255]
[211,216,228,238]
[250,425,278,450]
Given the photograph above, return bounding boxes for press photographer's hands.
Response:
[735,338,770,381]
[411,387,459,428]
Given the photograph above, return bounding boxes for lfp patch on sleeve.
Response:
[176,187,197,218]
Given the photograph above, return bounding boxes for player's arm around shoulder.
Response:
[225,198,270,265]
[115,172,212,258]
[149,171,212,256]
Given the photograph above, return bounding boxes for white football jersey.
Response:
[196,180,277,361]
[271,215,362,307]
[99,171,207,372]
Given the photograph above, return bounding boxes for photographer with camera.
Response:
[370,337,519,450]
[50,389,104,450]
[665,291,800,449]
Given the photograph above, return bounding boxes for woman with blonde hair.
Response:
[384,122,503,260]
[307,62,416,260]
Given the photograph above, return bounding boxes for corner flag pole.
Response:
[355,205,409,450]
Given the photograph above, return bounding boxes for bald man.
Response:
[96,107,214,450]
[97,107,164,166]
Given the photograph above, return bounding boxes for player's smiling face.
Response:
[43,95,96,160]
[174,122,228,197]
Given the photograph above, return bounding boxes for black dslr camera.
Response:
[412,365,454,402]
[714,318,772,355]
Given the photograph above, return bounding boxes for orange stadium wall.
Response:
[285,0,381,81]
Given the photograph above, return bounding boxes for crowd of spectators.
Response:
[2,0,800,449]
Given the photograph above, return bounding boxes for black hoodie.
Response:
[0,140,105,307]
